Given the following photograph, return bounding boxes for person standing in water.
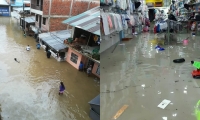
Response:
[59,82,65,95]
[26,45,30,51]
[47,50,51,58]
[45,46,49,52]
[87,65,92,77]
[36,43,41,49]
[79,61,84,71]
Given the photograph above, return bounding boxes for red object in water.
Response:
[192,70,200,78]
[154,26,157,34]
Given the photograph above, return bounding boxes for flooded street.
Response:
[0,17,99,120]
[101,32,200,120]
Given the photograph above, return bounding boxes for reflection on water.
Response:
[0,17,99,120]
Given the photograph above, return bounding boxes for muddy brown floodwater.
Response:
[0,17,99,120]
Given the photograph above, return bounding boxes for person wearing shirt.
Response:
[79,61,84,71]
[26,45,30,51]
[36,43,41,49]
[87,65,92,77]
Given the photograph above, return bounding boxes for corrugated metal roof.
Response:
[39,30,71,51]
[21,16,35,23]
[11,0,30,7]
[62,7,100,36]
[13,7,30,12]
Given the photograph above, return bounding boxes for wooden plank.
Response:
[112,105,128,119]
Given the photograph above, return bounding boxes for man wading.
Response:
[47,50,51,58]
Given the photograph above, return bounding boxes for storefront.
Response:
[62,6,100,78]
[66,47,100,78]
[0,0,10,17]
[20,16,35,36]
[38,30,72,61]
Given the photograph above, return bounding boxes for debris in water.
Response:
[112,105,129,119]
[118,43,125,45]
[158,99,171,109]
[14,58,20,63]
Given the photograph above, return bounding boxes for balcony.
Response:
[31,4,43,11]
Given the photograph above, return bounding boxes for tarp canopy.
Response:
[62,6,100,36]
[21,16,35,23]
[39,30,71,51]
[0,0,9,5]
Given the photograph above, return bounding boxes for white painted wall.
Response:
[41,17,49,31]
[30,8,43,15]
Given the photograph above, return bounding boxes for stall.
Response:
[38,30,72,61]
[0,0,10,17]
[62,6,100,78]
[20,16,35,36]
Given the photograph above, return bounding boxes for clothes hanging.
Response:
[101,12,110,35]
[107,15,113,28]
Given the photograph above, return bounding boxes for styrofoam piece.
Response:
[158,99,171,109]
[162,117,167,120]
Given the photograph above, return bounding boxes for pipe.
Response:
[67,0,74,29]
[87,0,92,10]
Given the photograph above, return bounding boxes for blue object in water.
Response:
[36,43,41,49]
[155,45,165,51]
[156,24,160,33]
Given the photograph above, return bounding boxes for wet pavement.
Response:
[101,32,200,120]
[0,17,99,120]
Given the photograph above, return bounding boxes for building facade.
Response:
[30,0,99,33]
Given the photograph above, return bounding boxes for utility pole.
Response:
[23,0,26,37]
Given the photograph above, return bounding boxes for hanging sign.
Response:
[0,7,9,16]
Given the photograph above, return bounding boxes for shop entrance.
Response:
[86,59,94,69]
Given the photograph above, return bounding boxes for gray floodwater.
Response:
[101,32,200,120]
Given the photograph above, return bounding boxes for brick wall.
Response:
[43,0,50,15]
[89,1,100,9]
[43,0,99,16]
[50,0,71,15]
[49,17,68,31]
[44,0,99,32]
[71,0,89,16]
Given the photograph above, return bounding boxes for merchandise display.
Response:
[100,0,149,36]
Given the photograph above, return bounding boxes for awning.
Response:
[39,30,71,51]
[11,1,30,7]
[21,16,35,23]
[62,6,100,36]
[13,7,30,13]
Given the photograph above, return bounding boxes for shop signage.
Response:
[0,7,9,16]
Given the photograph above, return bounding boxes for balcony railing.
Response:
[31,4,43,11]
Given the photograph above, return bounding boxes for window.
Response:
[70,52,78,64]
[96,65,100,75]
[37,0,40,6]
[36,15,38,21]
[43,17,46,25]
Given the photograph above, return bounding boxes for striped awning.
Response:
[62,6,100,36]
